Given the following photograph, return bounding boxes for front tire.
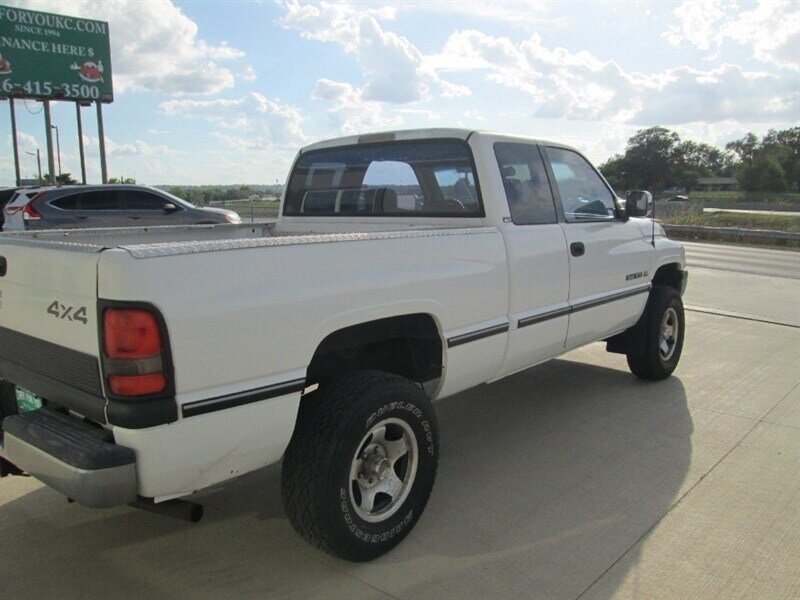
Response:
[281,371,439,561]
[626,285,685,380]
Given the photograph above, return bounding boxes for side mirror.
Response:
[626,190,653,217]
[163,202,180,213]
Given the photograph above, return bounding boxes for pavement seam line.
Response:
[289,542,402,600]
[685,305,799,329]
[704,471,800,600]
[692,405,800,431]
[574,382,800,600]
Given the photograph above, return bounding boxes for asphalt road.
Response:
[1,242,798,599]
[683,241,800,279]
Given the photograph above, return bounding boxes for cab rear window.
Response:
[283,139,483,217]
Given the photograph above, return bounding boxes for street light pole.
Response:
[25,149,42,182]
[51,124,62,179]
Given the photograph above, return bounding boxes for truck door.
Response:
[543,146,651,349]
[493,141,571,377]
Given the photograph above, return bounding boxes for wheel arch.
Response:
[305,313,444,394]
[651,262,687,295]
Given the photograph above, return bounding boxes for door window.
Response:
[124,190,171,211]
[50,194,80,210]
[494,142,557,225]
[547,147,616,221]
[78,190,121,211]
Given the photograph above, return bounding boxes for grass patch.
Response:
[662,210,800,232]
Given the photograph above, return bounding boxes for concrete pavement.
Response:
[1,243,798,599]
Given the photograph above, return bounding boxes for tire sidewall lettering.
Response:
[339,397,436,544]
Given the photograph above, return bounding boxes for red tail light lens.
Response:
[22,202,43,220]
[102,307,169,397]
[109,374,167,396]
[104,309,163,358]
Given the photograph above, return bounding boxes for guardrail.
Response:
[662,223,800,244]
[701,202,800,213]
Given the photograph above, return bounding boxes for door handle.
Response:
[570,242,585,257]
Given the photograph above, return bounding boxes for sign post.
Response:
[76,102,86,183]
[8,97,20,185]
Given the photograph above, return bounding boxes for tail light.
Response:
[22,202,43,220]
[102,307,170,397]
[6,192,43,216]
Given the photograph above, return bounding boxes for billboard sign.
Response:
[0,5,113,102]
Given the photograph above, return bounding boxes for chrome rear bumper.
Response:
[0,407,137,508]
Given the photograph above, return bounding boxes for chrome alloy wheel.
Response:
[349,418,418,523]
[659,307,680,361]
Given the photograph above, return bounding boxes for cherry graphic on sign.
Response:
[70,60,104,83]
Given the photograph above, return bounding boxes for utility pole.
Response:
[51,124,62,178]
[43,100,56,185]
[26,149,42,183]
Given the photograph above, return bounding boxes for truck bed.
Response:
[0,223,490,259]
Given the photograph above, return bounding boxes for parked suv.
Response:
[2,184,242,230]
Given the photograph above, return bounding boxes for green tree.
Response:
[738,153,788,192]
[42,172,78,185]
[727,128,798,192]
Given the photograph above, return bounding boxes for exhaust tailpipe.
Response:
[130,497,204,523]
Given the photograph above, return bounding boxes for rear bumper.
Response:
[0,408,137,508]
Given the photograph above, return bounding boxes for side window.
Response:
[547,147,616,221]
[494,142,557,225]
[50,194,80,210]
[125,190,171,211]
[78,190,121,211]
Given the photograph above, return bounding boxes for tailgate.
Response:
[0,242,106,421]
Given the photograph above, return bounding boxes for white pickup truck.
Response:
[0,129,687,561]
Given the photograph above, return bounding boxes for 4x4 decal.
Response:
[47,301,88,324]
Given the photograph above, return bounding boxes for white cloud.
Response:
[633,63,798,125]
[159,92,307,146]
[15,131,40,153]
[663,0,800,71]
[242,65,258,82]
[435,30,798,126]
[382,1,555,28]
[311,79,402,134]
[280,1,467,103]
[108,139,173,157]
[12,0,246,95]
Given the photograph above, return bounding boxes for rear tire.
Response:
[626,285,685,380]
[281,370,438,561]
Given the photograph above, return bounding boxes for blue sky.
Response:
[1,0,798,186]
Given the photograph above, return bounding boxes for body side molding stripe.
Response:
[517,306,572,328]
[571,284,651,314]
[517,285,651,330]
[447,322,510,348]
[182,378,306,418]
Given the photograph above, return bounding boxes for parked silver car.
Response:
[2,184,241,230]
